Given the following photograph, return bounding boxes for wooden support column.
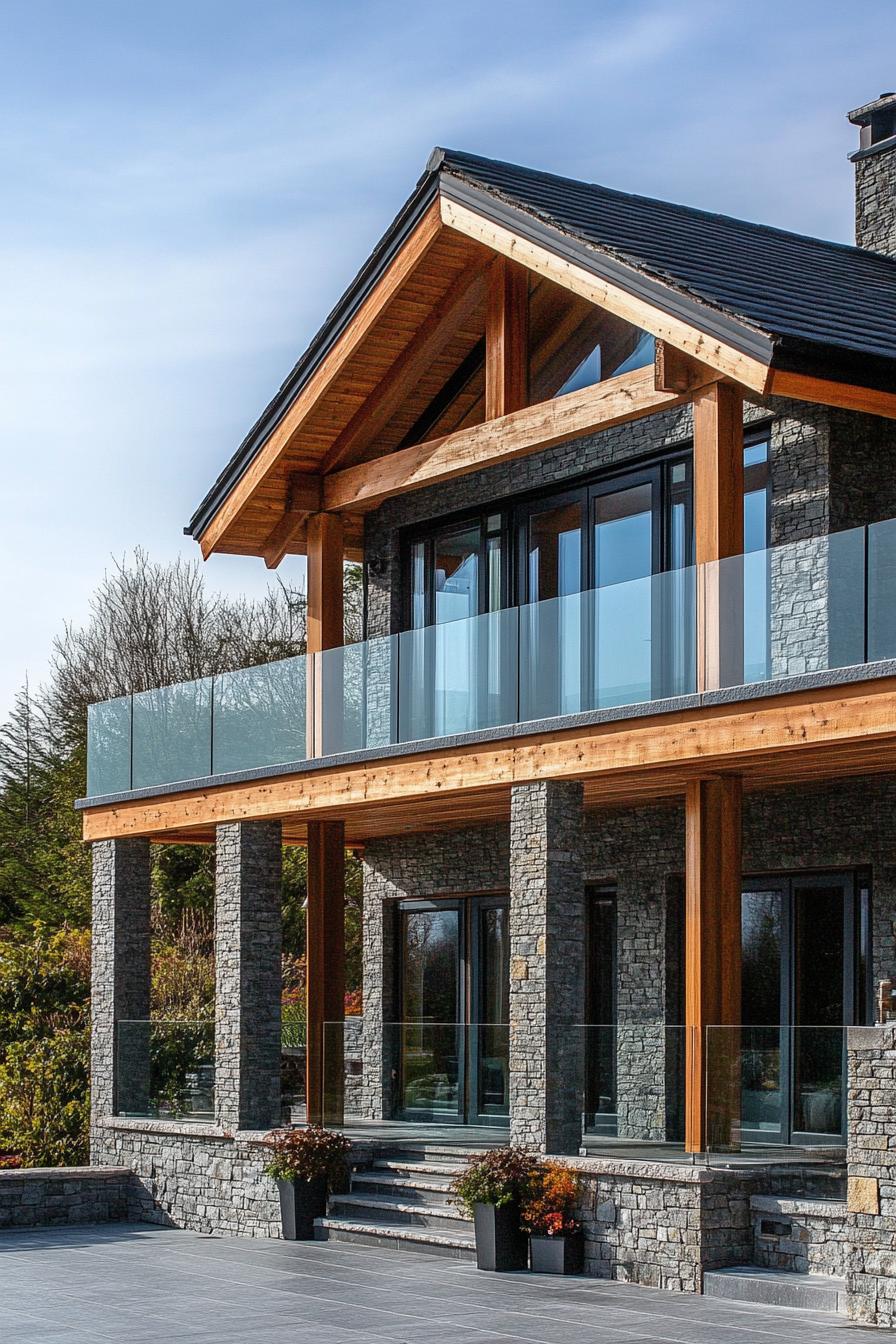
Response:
[306,820,346,1125]
[485,256,529,419]
[305,511,346,1122]
[306,511,344,758]
[684,775,742,1154]
[693,381,744,691]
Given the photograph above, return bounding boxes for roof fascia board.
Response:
[438,175,775,393]
[188,171,441,543]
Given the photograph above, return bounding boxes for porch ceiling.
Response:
[79,673,896,847]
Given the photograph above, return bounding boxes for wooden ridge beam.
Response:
[198,200,442,558]
[440,195,772,394]
[320,257,486,473]
[322,366,688,513]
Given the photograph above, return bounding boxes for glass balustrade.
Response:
[85,518,896,798]
[115,1019,215,1121]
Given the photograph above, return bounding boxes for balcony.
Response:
[85,516,896,801]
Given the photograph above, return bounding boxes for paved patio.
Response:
[0,1224,878,1344]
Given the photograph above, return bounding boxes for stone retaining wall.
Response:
[0,1166,143,1230]
[846,1025,896,1326]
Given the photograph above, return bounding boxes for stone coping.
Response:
[566,1155,754,1184]
[750,1193,846,1219]
[0,1166,133,1181]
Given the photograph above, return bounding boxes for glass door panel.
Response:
[792,878,848,1141]
[592,481,655,707]
[585,891,617,1134]
[741,885,786,1143]
[399,905,462,1121]
[519,496,585,719]
[470,900,510,1123]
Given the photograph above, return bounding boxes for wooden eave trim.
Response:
[322,365,688,513]
[197,199,443,558]
[80,675,896,841]
[439,192,773,395]
[766,370,896,419]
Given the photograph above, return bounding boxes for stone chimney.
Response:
[848,92,896,256]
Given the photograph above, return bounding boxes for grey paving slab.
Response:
[0,1224,882,1344]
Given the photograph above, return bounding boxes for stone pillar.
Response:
[214,821,282,1132]
[846,1025,896,1326]
[90,838,152,1157]
[509,780,584,1154]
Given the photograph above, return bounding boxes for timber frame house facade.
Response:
[80,94,896,1319]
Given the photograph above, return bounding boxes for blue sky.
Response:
[1,0,895,716]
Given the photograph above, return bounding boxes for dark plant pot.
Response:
[473,1201,528,1271]
[529,1230,584,1275]
[277,1174,327,1240]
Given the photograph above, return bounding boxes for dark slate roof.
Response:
[188,148,896,541]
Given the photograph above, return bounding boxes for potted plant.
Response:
[263,1125,351,1240]
[451,1146,536,1271]
[522,1160,584,1274]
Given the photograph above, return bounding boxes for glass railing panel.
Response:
[519,568,696,722]
[214,656,307,774]
[317,634,397,756]
[868,516,896,661]
[713,527,867,688]
[281,1007,306,1125]
[581,1024,688,1152]
[705,1025,846,1167]
[397,608,519,743]
[116,1020,215,1121]
[86,694,132,796]
[131,677,212,790]
[321,1020,510,1128]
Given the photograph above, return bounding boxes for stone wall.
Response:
[750,1194,849,1276]
[0,1167,144,1231]
[845,1025,896,1326]
[575,1159,760,1292]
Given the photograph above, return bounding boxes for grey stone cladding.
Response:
[854,143,896,258]
[0,1167,144,1231]
[90,837,152,1156]
[508,781,584,1153]
[214,821,283,1132]
[846,1026,896,1325]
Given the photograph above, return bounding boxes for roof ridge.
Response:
[433,146,896,269]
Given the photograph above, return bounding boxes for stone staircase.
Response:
[315,1149,476,1260]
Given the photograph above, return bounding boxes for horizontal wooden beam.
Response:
[322,366,688,513]
[655,340,721,393]
[441,196,772,395]
[767,370,896,420]
[81,675,896,842]
[198,200,443,558]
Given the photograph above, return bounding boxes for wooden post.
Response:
[485,256,529,420]
[305,820,346,1125]
[684,776,742,1154]
[693,382,744,691]
[304,510,345,1123]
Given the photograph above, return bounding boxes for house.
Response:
[80,93,896,1320]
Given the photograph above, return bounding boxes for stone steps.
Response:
[703,1266,846,1315]
[315,1149,476,1260]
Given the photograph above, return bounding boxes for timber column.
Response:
[90,837,152,1160]
[214,820,283,1131]
[305,510,346,1123]
[509,780,585,1154]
